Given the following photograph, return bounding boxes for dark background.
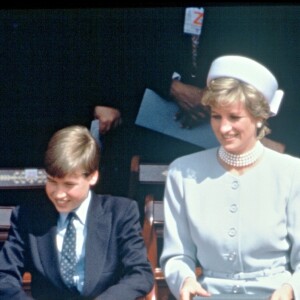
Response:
[0,5,299,204]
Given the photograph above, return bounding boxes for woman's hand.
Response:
[179,277,211,300]
[270,284,294,300]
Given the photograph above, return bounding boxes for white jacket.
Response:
[160,146,300,299]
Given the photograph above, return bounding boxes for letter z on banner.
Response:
[183,7,204,78]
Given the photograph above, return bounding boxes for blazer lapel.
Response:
[82,194,112,296]
[36,207,65,289]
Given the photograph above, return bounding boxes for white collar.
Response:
[59,190,92,227]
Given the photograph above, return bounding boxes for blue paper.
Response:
[135,88,219,149]
[90,119,103,150]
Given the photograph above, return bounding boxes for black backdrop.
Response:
[0,5,299,204]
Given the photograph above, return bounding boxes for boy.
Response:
[0,125,154,300]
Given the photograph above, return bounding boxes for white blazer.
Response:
[160,146,300,300]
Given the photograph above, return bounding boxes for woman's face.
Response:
[210,101,258,154]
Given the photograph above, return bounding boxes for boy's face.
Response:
[45,170,98,213]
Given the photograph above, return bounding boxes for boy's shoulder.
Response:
[90,194,140,223]
[92,193,138,212]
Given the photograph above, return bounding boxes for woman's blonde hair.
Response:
[201,77,271,139]
[45,125,100,178]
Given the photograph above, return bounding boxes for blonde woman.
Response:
[160,56,300,300]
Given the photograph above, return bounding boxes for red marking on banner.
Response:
[193,12,204,26]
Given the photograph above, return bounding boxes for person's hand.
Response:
[270,284,294,300]
[170,80,208,129]
[94,106,122,135]
[179,277,211,300]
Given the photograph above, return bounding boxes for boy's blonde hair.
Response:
[45,125,100,178]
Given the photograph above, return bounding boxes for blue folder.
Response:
[135,88,219,149]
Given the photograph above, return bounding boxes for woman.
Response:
[160,55,300,300]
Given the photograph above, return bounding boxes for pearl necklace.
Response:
[218,141,264,167]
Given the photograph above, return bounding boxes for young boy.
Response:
[0,125,154,300]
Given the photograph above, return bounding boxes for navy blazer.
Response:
[0,192,154,300]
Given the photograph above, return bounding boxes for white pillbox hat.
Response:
[207,55,284,116]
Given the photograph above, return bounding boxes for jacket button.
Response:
[228,228,237,237]
[229,204,238,213]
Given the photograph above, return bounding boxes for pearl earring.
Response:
[257,121,263,128]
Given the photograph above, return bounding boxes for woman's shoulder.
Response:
[265,147,300,163]
[169,147,218,169]
[264,147,300,174]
